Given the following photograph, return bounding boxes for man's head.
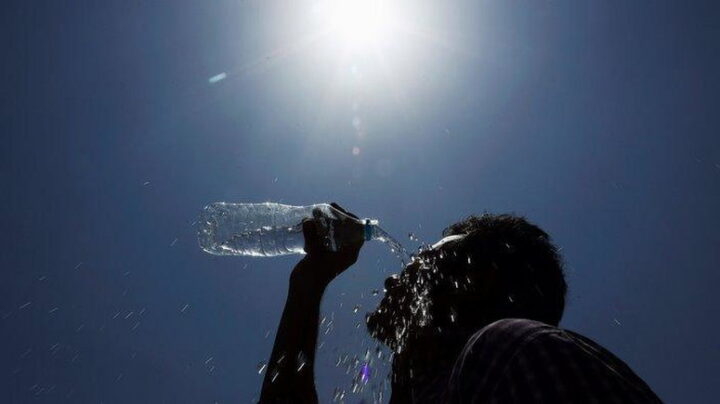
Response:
[366,213,567,351]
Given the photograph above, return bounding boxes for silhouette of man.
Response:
[259,203,661,403]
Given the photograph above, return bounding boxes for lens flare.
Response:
[359,363,371,383]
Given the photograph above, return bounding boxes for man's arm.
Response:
[259,204,364,403]
[259,258,330,403]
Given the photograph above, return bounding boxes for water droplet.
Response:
[296,352,307,372]
[371,289,380,296]
[257,362,267,374]
[333,387,346,401]
[353,305,361,314]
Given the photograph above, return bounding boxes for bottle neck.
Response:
[363,219,379,241]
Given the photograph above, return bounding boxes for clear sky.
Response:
[2,0,720,402]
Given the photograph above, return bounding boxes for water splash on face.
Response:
[386,251,438,354]
[332,239,443,401]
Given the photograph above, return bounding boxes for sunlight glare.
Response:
[314,0,399,51]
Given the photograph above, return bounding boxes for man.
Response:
[259,204,661,403]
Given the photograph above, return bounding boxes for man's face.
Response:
[366,235,467,351]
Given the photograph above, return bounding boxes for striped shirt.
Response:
[394,318,662,403]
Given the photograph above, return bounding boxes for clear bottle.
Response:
[197,202,383,257]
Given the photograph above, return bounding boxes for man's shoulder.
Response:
[448,318,662,403]
[476,318,557,337]
[463,318,559,352]
[449,319,559,391]
[458,318,607,379]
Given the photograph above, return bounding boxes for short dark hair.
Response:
[442,214,567,326]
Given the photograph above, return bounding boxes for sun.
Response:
[314,0,399,51]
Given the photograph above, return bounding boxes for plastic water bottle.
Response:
[197,202,383,257]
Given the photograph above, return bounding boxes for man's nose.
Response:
[384,274,400,291]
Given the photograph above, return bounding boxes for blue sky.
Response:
[2,1,720,402]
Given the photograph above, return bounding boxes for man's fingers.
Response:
[330,202,360,220]
[312,207,325,219]
[304,205,364,255]
[302,218,316,238]
[302,218,326,255]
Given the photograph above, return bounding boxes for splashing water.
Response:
[372,225,411,264]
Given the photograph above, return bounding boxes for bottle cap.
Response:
[363,219,378,241]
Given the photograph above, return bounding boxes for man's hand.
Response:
[293,203,365,288]
[260,203,364,403]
